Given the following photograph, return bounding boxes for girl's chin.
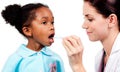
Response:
[47,41,54,46]
[46,43,53,46]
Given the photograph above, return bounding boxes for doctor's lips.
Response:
[87,31,92,34]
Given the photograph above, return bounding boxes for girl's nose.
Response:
[49,24,54,30]
[51,26,54,30]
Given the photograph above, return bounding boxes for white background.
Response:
[0,0,102,72]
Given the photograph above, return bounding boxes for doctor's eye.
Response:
[88,18,93,22]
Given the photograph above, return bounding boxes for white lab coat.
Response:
[95,33,120,72]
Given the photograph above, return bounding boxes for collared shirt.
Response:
[2,44,64,72]
[95,33,120,72]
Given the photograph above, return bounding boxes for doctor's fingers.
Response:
[62,41,72,56]
[66,36,80,47]
[66,35,84,52]
[71,35,84,51]
[62,37,81,56]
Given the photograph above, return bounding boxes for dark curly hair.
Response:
[1,3,49,36]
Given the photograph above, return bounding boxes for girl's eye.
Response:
[42,21,47,24]
[51,21,54,25]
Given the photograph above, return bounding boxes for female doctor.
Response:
[63,0,120,72]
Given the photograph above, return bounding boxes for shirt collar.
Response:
[111,33,120,54]
[16,44,53,58]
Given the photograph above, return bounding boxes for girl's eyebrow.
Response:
[41,17,48,19]
[41,17,54,19]
[39,17,54,20]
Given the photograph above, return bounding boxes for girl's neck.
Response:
[27,39,44,52]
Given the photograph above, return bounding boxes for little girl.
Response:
[1,3,64,72]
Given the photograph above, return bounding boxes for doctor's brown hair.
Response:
[84,0,120,31]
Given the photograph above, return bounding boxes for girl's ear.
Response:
[107,14,118,28]
[22,27,32,37]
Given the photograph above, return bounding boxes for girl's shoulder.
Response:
[2,52,23,72]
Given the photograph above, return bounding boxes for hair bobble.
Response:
[1,4,22,26]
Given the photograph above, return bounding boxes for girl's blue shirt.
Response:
[2,44,64,72]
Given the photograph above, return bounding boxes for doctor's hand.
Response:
[62,35,86,72]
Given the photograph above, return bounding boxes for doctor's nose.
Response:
[82,22,88,29]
